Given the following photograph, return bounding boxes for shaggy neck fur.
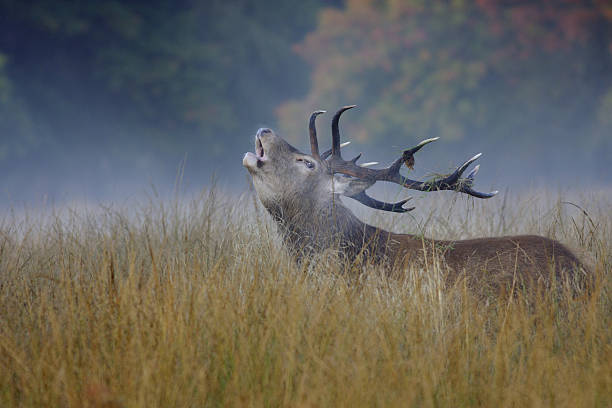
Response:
[261,194,398,261]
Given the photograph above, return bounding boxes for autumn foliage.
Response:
[278,0,612,160]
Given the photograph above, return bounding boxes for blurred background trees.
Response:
[0,0,610,204]
[0,0,336,201]
[278,0,612,184]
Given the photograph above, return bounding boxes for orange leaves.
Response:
[478,0,600,57]
[277,0,612,153]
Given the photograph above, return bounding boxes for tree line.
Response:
[0,0,610,201]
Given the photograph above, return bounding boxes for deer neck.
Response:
[261,195,393,258]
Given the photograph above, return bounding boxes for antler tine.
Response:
[349,191,414,213]
[321,142,350,160]
[400,137,439,170]
[467,164,480,180]
[309,110,326,160]
[457,153,482,178]
[331,105,356,159]
[405,137,439,155]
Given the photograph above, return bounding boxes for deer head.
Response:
[243,115,373,214]
[244,105,497,209]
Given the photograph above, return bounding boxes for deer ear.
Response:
[331,174,374,196]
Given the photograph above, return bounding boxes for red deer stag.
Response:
[243,106,588,293]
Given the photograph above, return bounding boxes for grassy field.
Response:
[0,189,610,407]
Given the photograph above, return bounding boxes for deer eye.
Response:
[297,158,315,169]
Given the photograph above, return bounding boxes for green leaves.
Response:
[0,0,323,160]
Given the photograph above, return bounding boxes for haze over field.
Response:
[0,0,611,207]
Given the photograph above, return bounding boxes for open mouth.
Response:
[243,132,268,171]
[256,136,265,158]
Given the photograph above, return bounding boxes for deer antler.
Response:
[309,108,415,213]
[326,105,498,200]
[309,110,326,160]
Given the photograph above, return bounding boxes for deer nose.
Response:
[257,128,272,137]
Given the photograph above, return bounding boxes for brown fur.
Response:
[387,233,586,292]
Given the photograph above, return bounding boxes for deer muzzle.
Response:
[243,130,269,171]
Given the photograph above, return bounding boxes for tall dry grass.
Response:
[0,189,610,407]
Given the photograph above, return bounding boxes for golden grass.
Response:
[0,189,610,407]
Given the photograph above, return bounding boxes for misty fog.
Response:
[1,1,610,209]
